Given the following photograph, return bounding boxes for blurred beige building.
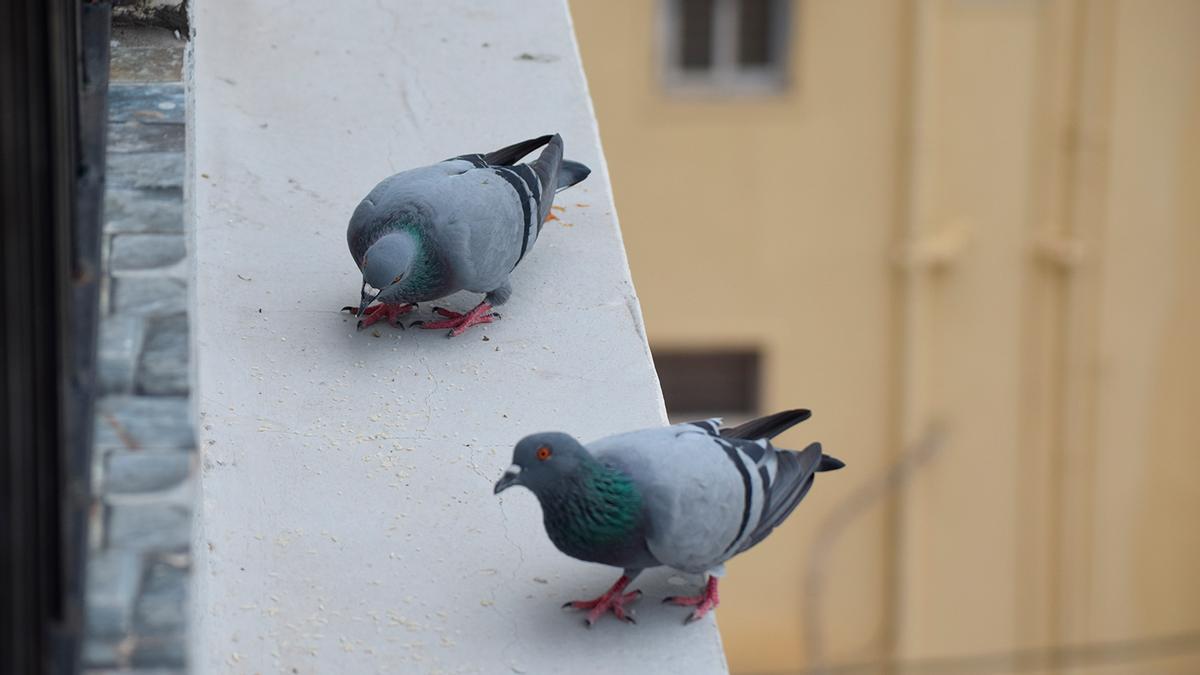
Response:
[570,0,1200,672]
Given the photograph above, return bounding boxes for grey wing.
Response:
[731,440,827,554]
[683,417,834,556]
[346,160,527,291]
[423,164,533,292]
[589,425,756,575]
[450,135,567,270]
[714,411,843,551]
[349,136,569,290]
[592,419,833,574]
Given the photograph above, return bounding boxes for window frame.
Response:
[659,0,792,96]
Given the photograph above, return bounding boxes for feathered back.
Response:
[698,412,844,554]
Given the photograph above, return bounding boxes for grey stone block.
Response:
[94,396,194,450]
[98,315,146,394]
[105,188,184,233]
[109,120,186,154]
[108,503,191,552]
[105,450,191,494]
[112,277,187,317]
[108,84,185,124]
[130,634,187,669]
[81,638,122,668]
[135,560,188,635]
[85,549,143,639]
[137,314,190,396]
[107,152,184,190]
[110,27,184,84]
[111,234,186,270]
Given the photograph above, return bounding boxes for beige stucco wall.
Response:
[572,0,1200,672]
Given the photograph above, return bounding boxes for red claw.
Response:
[417,301,499,337]
[663,576,720,624]
[562,575,642,627]
[343,302,416,329]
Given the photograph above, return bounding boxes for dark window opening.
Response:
[652,348,761,419]
[738,0,775,66]
[679,0,715,70]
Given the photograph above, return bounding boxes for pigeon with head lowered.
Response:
[493,409,844,626]
[342,134,590,336]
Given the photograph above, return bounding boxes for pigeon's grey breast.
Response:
[347,160,528,293]
[589,423,769,575]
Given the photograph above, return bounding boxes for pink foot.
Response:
[341,302,416,329]
[663,576,719,624]
[562,575,642,627]
[417,302,499,337]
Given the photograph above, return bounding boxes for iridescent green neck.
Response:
[540,459,642,554]
[395,223,439,292]
[372,222,442,297]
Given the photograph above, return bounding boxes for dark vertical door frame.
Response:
[1,1,109,673]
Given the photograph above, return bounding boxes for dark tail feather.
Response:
[528,133,564,197]
[818,455,845,472]
[722,409,812,441]
[737,442,824,553]
[483,134,553,166]
[556,160,591,191]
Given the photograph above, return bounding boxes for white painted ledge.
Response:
[189,0,727,672]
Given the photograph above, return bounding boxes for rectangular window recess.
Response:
[661,0,791,95]
[651,347,762,421]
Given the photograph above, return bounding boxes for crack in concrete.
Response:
[412,339,439,436]
[495,498,525,665]
[373,0,414,169]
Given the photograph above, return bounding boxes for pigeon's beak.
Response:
[356,281,379,320]
[493,464,522,494]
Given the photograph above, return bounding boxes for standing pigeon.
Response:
[493,409,844,626]
[342,134,590,336]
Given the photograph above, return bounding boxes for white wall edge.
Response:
[188,0,727,672]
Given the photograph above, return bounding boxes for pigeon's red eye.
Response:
[536,446,552,461]
[392,275,403,285]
